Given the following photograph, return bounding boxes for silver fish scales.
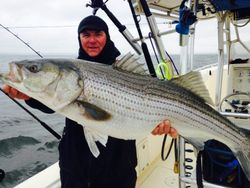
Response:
[0,54,250,179]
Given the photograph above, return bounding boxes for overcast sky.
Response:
[0,0,249,57]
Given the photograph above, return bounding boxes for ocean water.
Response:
[0,53,217,188]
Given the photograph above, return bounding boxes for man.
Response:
[3,15,177,188]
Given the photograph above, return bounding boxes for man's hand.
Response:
[151,120,178,138]
[2,85,30,100]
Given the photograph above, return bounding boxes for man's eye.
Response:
[28,65,39,73]
[96,32,104,36]
[81,33,89,38]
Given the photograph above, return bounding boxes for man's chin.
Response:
[87,50,100,57]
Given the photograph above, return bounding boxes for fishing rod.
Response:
[127,0,180,169]
[139,0,174,80]
[0,88,61,140]
[127,0,156,77]
[0,168,4,182]
[86,0,142,55]
[0,23,61,140]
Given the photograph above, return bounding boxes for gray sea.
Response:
[0,53,217,188]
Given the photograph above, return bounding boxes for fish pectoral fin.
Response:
[76,101,111,121]
[83,127,108,158]
[113,52,149,75]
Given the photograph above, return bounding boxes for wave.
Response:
[37,140,59,153]
[0,116,34,128]
[0,161,48,188]
[0,136,40,157]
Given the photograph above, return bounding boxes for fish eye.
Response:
[28,65,39,73]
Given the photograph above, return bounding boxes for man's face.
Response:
[80,30,107,57]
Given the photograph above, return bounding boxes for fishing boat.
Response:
[2,0,250,188]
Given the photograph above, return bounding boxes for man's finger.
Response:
[170,128,178,138]
[10,87,18,96]
[2,85,11,93]
[158,123,165,135]
[151,126,159,135]
[163,121,170,134]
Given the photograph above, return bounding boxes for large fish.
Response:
[0,54,250,180]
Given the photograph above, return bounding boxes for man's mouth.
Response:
[88,46,98,50]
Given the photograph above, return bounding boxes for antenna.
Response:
[0,23,43,58]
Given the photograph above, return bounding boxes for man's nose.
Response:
[89,36,97,43]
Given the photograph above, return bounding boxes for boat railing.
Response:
[88,1,250,188]
[220,112,250,119]
[180,176,231,188]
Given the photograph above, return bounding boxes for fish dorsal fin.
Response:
[172,71,214,105]
[113,52,149,75]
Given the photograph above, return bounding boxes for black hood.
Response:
[77,15,120,65]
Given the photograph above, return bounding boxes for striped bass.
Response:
[1,54,250,180]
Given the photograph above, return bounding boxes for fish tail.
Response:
[236,144,250,181]
[235,129,250,181]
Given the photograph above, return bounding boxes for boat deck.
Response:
[14,152,181,188]
[14,136,197,188]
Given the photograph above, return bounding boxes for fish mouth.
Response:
[0,63,23,83]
